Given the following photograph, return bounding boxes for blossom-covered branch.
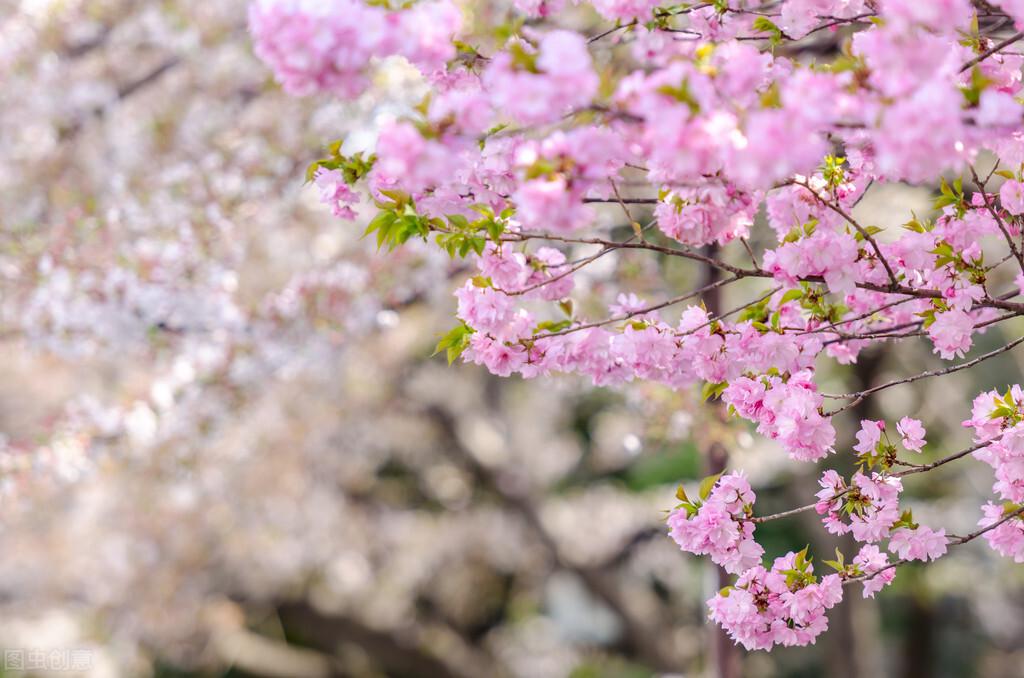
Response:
[250,0,1024,653]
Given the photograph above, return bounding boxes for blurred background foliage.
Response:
[2,1,1024,677]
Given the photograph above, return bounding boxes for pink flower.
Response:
[477,336,528,377]
[483,31,598,125]
[589,0,660,21]
[749,371,836,462]
[372,121,465,196]
[896,417,926,453]
[723,377,768,421]
[512,176,593,233]
[973,423,1024,503]
[927,309,974,360]
[880,0,972,32]
[964,387,1024,442]
[977,90,1024,127]
[888,525,948,562]
[874,81,965,183]
[313,168,360,220]
[399,1,462,74]
[853,419,885,455]
[979,502,1024,562]
[454,281,513,333]
[1001,180,1024,216]
[707,554,844,651]
[779,0,853,39]
[842,473,903,543]
[725,109,829,190]
[655,185,754,247]
[249,0,389,97]
[853,544,895,598]
[667,472,764,574]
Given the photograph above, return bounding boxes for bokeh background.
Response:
[2,1,1024,676]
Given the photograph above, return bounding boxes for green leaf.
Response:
[485,219,505,243]
[675,484,690,504]
[535,319,573,333]
[701,381,728,402]
[656,79,701,114]
[779,289,804,305]
[698,472,723,501]
[794,545,811,571]
[379,189,410,206]
[447,214,470,230]
[363,210,396,238]
[752,16,784,44]
[433,323,475,365]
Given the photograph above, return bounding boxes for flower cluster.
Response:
[815,470,902,543]
[248,0,460,97]
[966,388,1024,504]
[853,544,896,599]
[979,502,1024,562]
[708,551,844,651]
[667,472,764,574]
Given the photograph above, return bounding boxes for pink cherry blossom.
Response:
[314,168,360,220]
[896,417,927,453]
[853,419,885,455]
[927,309,975,359]
[888,525,948,562]
[483,31,598,125]
[667,472,764,574]
[708,553,844,650]
[979,502,1024,562]
[853,544,896,598]
[1001,180,1024,215]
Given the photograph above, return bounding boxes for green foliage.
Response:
[852,224,885,243]
[960,66,991,107]
[782,218,819,243]
[902,212,933,233]
[701,381,728,402]
[508,40,540,73]
[699,471,723,500]
[891,509,918,531]
[655,79,701,114]
[822,154,846,188]
[535,319,573,333]
[305,140,375,185]
[780,545,816,588]
[435,205,511,258]
[823,547,848,573]
[363,206,432,251]
[364,196,511,257]
[433,322,475,365]
[753,16,784,45]
[989,388,1023,425]
[798,283,849,324]
[934,176,967,218]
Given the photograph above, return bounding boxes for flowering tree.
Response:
[251,0,1024,653]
